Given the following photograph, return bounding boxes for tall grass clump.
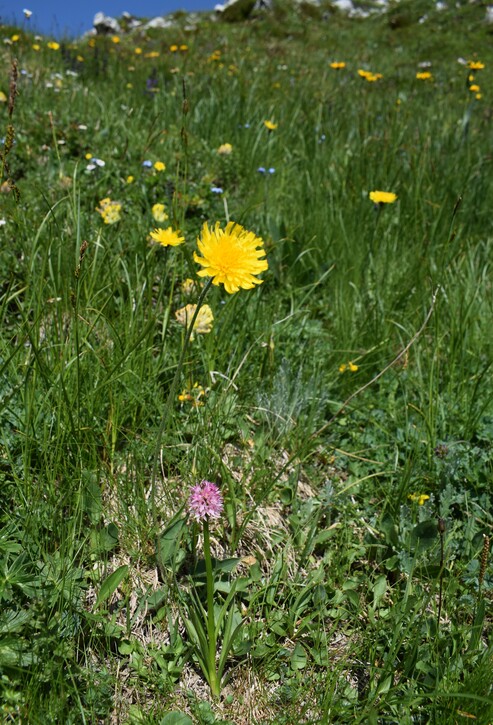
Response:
[0,1,492,721]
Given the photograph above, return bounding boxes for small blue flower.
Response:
[211,186,223,194]
[257,167,266,173]
[268,167,275,174]
[142,160,153,168]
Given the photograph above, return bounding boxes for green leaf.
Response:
[95,564,129,608]
[160,713,193,725]
[290,642,307,670]
[157,516,187,572]
[372,575,387,608]
[411,520,437,552]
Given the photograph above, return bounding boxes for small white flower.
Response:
[0,219,7,226]
[23,8,33,18]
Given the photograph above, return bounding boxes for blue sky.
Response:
[1,1,216,38]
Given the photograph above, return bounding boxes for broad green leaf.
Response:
[157,516,187,571]
[160,713,193,725]
[95,564,129,608]
[290,642,307,670]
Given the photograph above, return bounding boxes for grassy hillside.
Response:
[1,1,493,722]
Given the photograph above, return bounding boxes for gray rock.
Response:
[93,12,121,34]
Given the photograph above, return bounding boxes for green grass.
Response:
[1,0,493,722]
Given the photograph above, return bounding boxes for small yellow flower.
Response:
[408,493,430,506]
[180,44,188,51]
[135,47,142,55]
[170,44,178,52]
[338,363,347,373]
[348,362,359,372]
[150,227,185,247]
[151,203,168,223]
[96,198,122,225]
[0,91,7,103]
[194,221,268,294]
[178,382,206,406]
[217,142,233,155]
[181,278,196,295]
[126,175,134,184]
[32,44,40,51]
[476,93,482,100]
[154,161,166,172]
[339,361,358,373]
[11,35,20,42]
[175,303,214,339]
[263,120,278,131]
[330,62,346,70]
[467,60,484,70]
[145,51,160,59]
[76,55,84,62]
[416,71,432,80]
[369,190,397,205]
[47,41,60,50]
[111,35,120,44]
[469,84,480,93]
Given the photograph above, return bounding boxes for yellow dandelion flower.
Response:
[194,221,268,294]
[150,227,185,247]
[476,93,482,100]
[217,142,233,155]
[11,35,20,42]
[369,190,397,204]
[135,47,142,55]
[154,161,166,172]
[152,203,168,223]
[111,35,120,44]
[145,51,160,59]
[32,44,40,51]
[330,62,346,70]
[263,120,278,131]
[467,60,484,70]
[47,41,60,50]
[175,303,214,339]
[180,44,188,51]
[416,71,432,80]
[469,84,480,93]
[170,44,178,52]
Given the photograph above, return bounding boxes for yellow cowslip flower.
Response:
[467,60,484,70]
[47,41,60,50]
[194,221,268,294]
[217,142,233,155]
[154,161,166,172]
[369,190,397,204]
[264,120,278,131]
[150,227,185,247]
[96,198,122,225]
[330,62,346,70]
[175,303,214,339]
[408,493,430,506]
[181,278,196,295]
[151,203,168,223]
[416,71,432,80]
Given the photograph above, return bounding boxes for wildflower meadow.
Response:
[1,1,493,722]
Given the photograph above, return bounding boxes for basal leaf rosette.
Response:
[194,221,268,294]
